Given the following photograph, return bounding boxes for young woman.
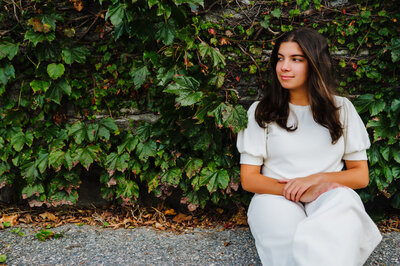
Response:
[237,28,382,266]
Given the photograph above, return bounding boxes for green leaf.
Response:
[49,150,65,171]
[185,158,203,178]
[354,94,374,113]
[0,64,15,85]
[164,76,203,106]
[198,42,226,67]
[20,161,39,183]
[24,30,55,46]
[30,80,51,93]
[130,65,150,88]
[46,79,71,104]
[117,134,138,154]
[389,38,400,62]
[68,121,86,144]
[0,41,19,60]
[148,0,159,8]
[0,254,6,263]
[75,145,100,170]
[173,0,204,6]
[208,72,225,89]
[222,104,248,133]
[161,167,182,187]
[156,20,176,45]
[62,46,90,64]
[136,123,151,141]
[380,146,390,161]
[391,99,400,112]
[98,117,118,140]
[36,151,49,174]
[383,167,393,183]
[11,132,30,152]
[21,183,45,198]
[392,148,400,164]
[136,140,157,161]
[47,63,65,80]
[106,3,127,26]
[106,152,129,175]
[367,146,380,166]
[271,8,282,18]
[392,166,400,180]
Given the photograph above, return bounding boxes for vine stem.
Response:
[237,44,264,90]
[346,30,370,64]
[18,80,24,109]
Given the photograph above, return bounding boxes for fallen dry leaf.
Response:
[173,213,192,223]
[0,214,19,227]
[39,212,58,221]
[164,209,176,216]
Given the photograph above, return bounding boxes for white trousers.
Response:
[247,187,382,266]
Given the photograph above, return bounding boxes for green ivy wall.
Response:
[0,0,399,210]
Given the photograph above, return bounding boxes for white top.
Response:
[236,96,370,180]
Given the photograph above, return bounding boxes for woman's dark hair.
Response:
[255,28,343,144]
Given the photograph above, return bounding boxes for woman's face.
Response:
[276,41,309,92]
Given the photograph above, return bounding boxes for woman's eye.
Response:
[293,58,302,62]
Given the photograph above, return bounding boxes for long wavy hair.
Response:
[255,28,343,144]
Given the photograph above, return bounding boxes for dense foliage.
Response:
[0,0,399,210]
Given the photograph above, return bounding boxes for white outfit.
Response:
[237,96,382,266]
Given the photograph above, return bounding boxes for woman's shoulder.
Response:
[333,95,355,110]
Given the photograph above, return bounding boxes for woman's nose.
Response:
[281,60,290,71]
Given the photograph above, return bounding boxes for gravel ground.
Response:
[0,224,399,265]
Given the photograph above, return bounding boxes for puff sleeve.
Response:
[341,97,371,161]
[236,101,267,165]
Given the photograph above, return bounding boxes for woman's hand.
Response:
[279,175,322,202]
[299,182,343,203]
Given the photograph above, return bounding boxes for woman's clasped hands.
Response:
[279,175,343,203]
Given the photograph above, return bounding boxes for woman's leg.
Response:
[247,193,306,266]
[292,187,382,266]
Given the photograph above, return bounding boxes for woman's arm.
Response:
[282,160,369,202]
[240,164,286,195]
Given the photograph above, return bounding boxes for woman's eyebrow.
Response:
[277,53,305,57]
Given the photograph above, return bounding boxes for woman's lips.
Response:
[280,76,294,80]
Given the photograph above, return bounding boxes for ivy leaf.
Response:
[117,134,138,154]
[161,167,182,187]
[130,65,150,88]
[47,63,65,80]
[222,104,248,133]
[106,152,129,175]
[380,146,390,161]
[383,167,393,183]
[36,151,49,174]
[75,145,100,170]
[30,80,51,93]
[173,0,204,6]
[354,94,374,113]
[62,46,90,64]
[164,76,203,106]
[0,64,15,85]
[185,158,203,178]
[49,150,65,171]
[148,0,159,8]
[46,79,71,104]
[116,179,139,200]
[208,72,225,89]
[392,148,400,164]
[206,169,229,193]
[136,140,157,161]
[21,184,45,198]
[198,42,226,67]
[106,3,127,26]
[271,8,282,18]
[390,38,400,62]
[368,146,380,166]
[11,131,33,152]
[136,123,152,141]
[0,41,19,60]
[391,99,400,112]
[24,30,55,46]
[20,161,39,183]
[207,102,226,127]
[63,150,73,170]
[156,20,176,45]
[68,121,86,144]
[392,166,400,180]
[98,117,118,140]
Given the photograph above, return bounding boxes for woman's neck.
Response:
[289,90,309,106]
